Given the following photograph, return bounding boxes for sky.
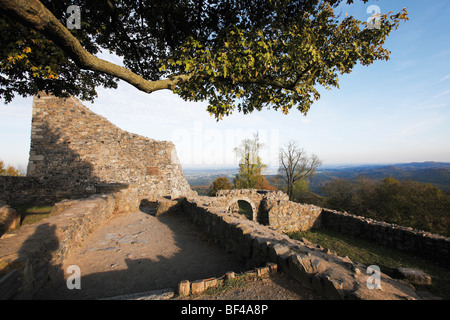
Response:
[1,0,449,172]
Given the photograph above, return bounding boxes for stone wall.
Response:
[1,93,196,205]
[212,189,289,222]
[0,176,55,204]
[0,202,20,237]
[211,189,322,232]
[0,186,139,299]
[208,189,450,265]
[260,199,322,232]
[181,196,423,300]
[321,209,450,265]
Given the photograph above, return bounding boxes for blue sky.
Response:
[1,0,449,171]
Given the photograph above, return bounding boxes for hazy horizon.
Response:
[182,160,450,172]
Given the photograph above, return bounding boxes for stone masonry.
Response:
[211,189,321,232]
[182,196,425,300]
[208,189,450,265]
[7,93,196,203]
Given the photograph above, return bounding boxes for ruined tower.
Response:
[27,93,196,200]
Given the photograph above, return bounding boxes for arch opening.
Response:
[237,200,253,220]
[226,197,256,221]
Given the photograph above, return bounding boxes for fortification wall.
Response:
[181,196,422,300]
[210,189,450,265]
[0,93,196,204]
[260,199,322,232]
[212,189,321,231]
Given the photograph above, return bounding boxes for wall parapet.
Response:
[0,186,138,300]
[182,196,424,300]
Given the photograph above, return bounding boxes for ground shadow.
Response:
[32,210,248,300]
[139,199,157,215]
[15,223,64,299]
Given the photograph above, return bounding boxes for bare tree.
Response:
[278,141,322,201]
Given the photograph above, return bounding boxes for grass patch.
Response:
[179,272,266,299]
[289,228,450,299]
[14,203,54,226]
[203,273,263,296]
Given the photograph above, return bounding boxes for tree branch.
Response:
[0,0,193,93]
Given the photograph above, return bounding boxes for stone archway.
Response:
[225,197,257,221]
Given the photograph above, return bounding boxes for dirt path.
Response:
[35,210,247,299]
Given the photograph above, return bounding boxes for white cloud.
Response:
[439,74,450,82]
[399,117,445,138]
[433,90,450,99]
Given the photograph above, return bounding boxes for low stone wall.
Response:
[0,202,20,237]
[182,196,423,300]
[0,187,138,300]
[260,199,322,232]
[0,176,59,204]
[190,188,450,266]
[321,209,450,265]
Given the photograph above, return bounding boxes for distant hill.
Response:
[183,168,236,188]
[308,162,450,193]
[184,162,450,193]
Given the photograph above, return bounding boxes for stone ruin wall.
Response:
[2,187,448,300]
[205,189,450,265]
[0,189,137,299]
[210,189,323,232]
[181,197,424,300]
[0,93,196,204]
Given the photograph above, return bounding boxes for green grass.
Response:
[289,228,450,299]
[181,272,265,298]
[14,203,54,226]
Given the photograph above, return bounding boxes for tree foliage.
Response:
[290,179,326,206]
[322,176,450,237]
[0,0,408,119]
[0,160,24,176]
[208,176,233,196]
[233,133,268,189]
